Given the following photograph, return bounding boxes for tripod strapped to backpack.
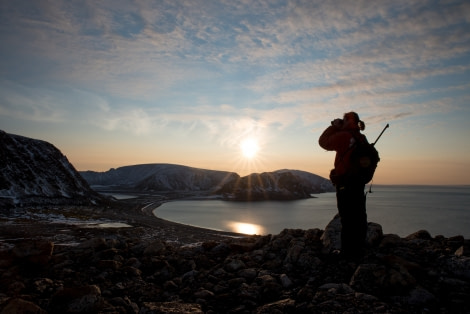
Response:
[372,123,389,146]
[366,123,389,193]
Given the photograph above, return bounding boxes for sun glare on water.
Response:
[228,222,265,235]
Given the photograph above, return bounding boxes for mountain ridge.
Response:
[80,163,239,191]
[80,164,334,200]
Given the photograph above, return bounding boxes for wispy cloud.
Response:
[1,0,469,137]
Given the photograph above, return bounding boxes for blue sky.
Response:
[1,0,469,184]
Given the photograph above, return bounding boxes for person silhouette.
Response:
[319,112,368,259]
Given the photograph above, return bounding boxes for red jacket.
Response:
[319,125,367,177]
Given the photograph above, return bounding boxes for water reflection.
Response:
[227,221,265,235]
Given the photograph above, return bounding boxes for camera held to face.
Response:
[331,118,344,127]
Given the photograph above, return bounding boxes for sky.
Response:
[1,0,470,185]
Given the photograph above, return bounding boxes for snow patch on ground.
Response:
[0,208,131,228]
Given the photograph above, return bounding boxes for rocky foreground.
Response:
[0,206,469,313]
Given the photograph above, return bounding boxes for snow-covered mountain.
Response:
[274,169,335,192]
[216,169,334,201]
[0,130,101,207]
[81,164,239,192]
[81,165,334,200]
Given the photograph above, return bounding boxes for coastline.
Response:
[1,196,470,313]
[0,198,247,247]
[150,185,470,238]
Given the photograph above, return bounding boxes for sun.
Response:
[240,138,259,159]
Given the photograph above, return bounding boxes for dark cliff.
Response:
[0,130,101,207]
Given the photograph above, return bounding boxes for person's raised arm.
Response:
[319,121,343,151]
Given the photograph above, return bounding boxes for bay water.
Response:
[153,185,470,238]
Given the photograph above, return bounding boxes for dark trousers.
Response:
[336,184,367,257]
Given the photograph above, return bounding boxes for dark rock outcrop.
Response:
[1,219,469,313]
[216,170,333,201]
[0,130,102,207]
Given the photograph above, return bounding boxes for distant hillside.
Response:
[216,169,334,201]
[80,165,334,200]
[0,130,102,207]
[80,164,239,192]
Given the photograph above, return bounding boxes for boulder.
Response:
[11,240,54,266]
[0,298,47,314]
[140,301,203,314]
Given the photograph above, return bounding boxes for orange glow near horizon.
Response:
[66,141,470,186]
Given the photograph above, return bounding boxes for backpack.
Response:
[347,136,380,184]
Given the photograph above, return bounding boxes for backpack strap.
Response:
[339,131,361,162]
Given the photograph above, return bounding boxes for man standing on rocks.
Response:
[319,112,368,259]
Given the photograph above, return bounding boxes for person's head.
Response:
[343,112,365,131]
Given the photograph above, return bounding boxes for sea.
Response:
[153,185,470,238]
